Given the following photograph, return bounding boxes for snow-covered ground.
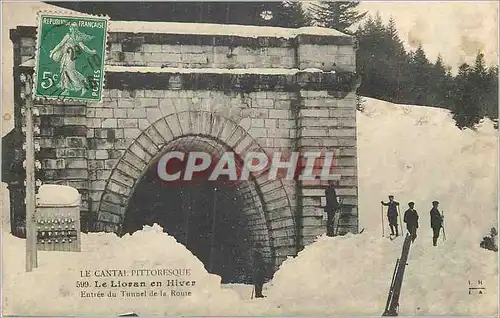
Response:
[1,97,498,316]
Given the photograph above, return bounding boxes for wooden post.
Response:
[24,74,37,272]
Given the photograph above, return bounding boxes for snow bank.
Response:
[266,233,402,315]
[109,21,350,39]
[1,224,251,316]
[266,233,497,315]
[105,66,327,75]
[36,184,80,206]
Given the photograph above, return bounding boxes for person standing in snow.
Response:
[430,201,443,246]
[252,242,267,298]
[381,195,400,236]
[403,202,419,242]
[325,180,340,237]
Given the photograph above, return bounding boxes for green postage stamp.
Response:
[34,13,109,101]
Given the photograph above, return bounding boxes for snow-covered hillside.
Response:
[1,97,498,316]
[357,98,498,244]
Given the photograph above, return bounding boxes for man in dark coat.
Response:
[325,180,340,237]
[252,242,267,298]
[430,201,443,246]
[381,195,400,236]
[403,202,419,242]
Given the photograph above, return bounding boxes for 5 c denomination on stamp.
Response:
[34,13,109,101]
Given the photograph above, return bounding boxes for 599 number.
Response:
[76,280,90,288]
[40,71,59,90]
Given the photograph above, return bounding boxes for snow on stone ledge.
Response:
[36,184,80,207]
[20,61,330,75]
[109,21,351,39]
[105,65,330,75]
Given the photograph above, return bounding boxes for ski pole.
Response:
[335,198,343,236]
[441,211,446,241]
[381,204,385,237]
[251,285,254,299]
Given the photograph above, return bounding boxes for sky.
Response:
[1,1,499,136]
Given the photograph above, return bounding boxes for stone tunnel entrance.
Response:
[121,135,271,284]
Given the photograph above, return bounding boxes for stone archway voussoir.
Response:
[176,112,192,135]
[129,142,153,163]
[198,111,214,136]
[225,126,246,151]
[188,111,203,135]
[233,133,254,155]
[97,210,122,224]
[210,114,229,139]
[122,151,148,173]
[164,114,183,138]
[102,192,128,206]
[110,169,135,188]
[153,118,174,142]
[144,125,166,149]
[107,179,132,197]
[218,120,239,146]
[136,133,160,156]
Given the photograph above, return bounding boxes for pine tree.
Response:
[469,53,498,122]
[271,1,308,28]
[484,66,499,120]
[428,55,450,108]
[356,13,409,102]
[308,1,367,33]
[408,45,432,105]
[451,62,483,129]
[383,16,408,103]
[386,17,398,40]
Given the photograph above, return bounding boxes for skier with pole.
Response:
[403,202,419,243]
[325,180,340,237]
[381,195,400,237]
[430,201,444,246]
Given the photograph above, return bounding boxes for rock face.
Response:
[7,22,359,271]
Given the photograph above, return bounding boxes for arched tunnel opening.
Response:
[122,136,270,284]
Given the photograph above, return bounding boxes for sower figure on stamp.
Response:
[252,243,268,298]
[49,22,97,96]
[381,195,400,236]
[325,180,340,237]
[430,201,443,246]
[404,202,419,242]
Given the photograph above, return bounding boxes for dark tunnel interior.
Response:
[122,139,258,284]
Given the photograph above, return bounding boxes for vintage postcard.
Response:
[1,1,498,317]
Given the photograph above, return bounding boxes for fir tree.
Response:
[308,1,367,33]
[408,45,432,105]
[271,1,308,28]
[451,63,483,129]
[428,55,451,108]
[484,66,499,120]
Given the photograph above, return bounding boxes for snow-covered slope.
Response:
[1,97,498,316]
[357,98,498,244]
[267,99,498,315]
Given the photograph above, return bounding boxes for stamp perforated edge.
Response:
[33,10,110,104]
